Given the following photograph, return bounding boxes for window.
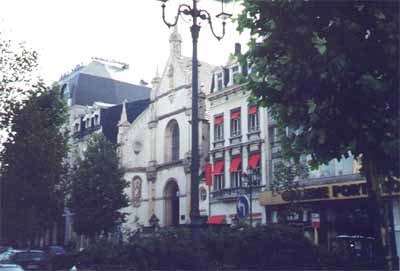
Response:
[230,156,242,188]
[335,156,354,175]
[172,124,179,161]
[214,115,224,140]
[230,109,241,137]
[214,175,225,191]
[231,65,239,84]
[74,123,79,133]
[217,72,223,91]
[94,115,99,125]
[165,120,180,162]
[213,160,225,191]
[248,106,259,132]
[248,153,261,186]
[269,127,281,143]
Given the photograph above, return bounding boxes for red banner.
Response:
[205,163,213,186]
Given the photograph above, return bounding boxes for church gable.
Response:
[119,107,151,169]
[157,56,190,97]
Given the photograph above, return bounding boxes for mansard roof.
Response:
[100,99,150,143]
[67,73,150,106]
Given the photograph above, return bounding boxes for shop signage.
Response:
[311,213,320,228]
[259,179,400,206]
[237,195,250,219]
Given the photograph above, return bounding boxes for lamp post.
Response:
[241,167,260,226]
[157,0,231,227]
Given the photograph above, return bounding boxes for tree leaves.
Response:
[68,134,129,238]
[1,86,68,243]
[238,0,399,176]
[0,32,41,153]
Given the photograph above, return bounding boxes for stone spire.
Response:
[151,67,161,100]
[169,24,182,57]
[118,99,129,126]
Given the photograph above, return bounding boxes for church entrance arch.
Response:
[164,179,180,227]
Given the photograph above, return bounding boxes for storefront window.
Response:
[335,156,354,175]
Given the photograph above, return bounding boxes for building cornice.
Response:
[208,83,247,102]
[210,138,264,154]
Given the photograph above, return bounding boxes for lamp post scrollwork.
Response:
[157,0,231,229]
[241,167,261,226]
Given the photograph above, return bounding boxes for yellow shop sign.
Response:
[259,179,400,206]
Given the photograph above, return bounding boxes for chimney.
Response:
[234,43,241,56]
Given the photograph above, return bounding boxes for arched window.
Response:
[165,120,180,162]
[171,124,179,161]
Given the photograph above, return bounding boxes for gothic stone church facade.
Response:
[118,27,214,230]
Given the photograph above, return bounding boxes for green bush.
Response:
[77,224,341,270]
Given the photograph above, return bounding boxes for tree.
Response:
[237,1,399,269]
[1,85,69,245]
[0,31,40,154]
[271,159,309,223]
[68,134,129,239]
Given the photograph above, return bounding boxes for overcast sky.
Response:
[1,0,249,85]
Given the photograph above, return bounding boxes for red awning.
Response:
[231,111,241,120]
[205,163,213,186]
[214,115,223,125]
[214,161,224,175]
[230,157,242,172]
[249,106,257,114]
[207,215,226,224]
[248,153,260,169]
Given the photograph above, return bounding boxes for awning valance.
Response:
[231,111,240,120]
[230,157,242,172]
[249,106,257,115]
[248,153,260,169]
[214,115,223,125]
[214,161,224,175]
[207,215,226,224]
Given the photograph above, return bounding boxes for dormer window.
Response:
[231,65,239,85]
[217,72,223,91]
[74,123,79,133]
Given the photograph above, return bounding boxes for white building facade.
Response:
[118,27,214,231]
[207,44,269,225]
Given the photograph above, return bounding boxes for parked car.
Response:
[44,246,65,257]
[0,264,24,271]
[0,247,11,254]
[8,250,49,271]
[0,251,22,264]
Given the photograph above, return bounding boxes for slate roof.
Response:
[67,73,150,106]
[100,99,150,143]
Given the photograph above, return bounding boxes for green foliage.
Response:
[77,225,342,270]
[68,134,129,238]
[0,32,41,152]
[1,85,69,244]
[237,1,399,177]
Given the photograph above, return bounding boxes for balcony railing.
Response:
[72,124,101,139]
[210,185,263,202]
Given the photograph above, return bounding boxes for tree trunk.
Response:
[365,159,394,271]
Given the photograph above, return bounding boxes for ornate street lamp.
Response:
[157,0,231,229]
[241,167,261,226]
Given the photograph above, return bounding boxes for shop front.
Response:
[259,179,400,263]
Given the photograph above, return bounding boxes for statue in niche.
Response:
[132,177,142,207]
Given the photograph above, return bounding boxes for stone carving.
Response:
[132,177,142,207]
[133,141,143,155]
